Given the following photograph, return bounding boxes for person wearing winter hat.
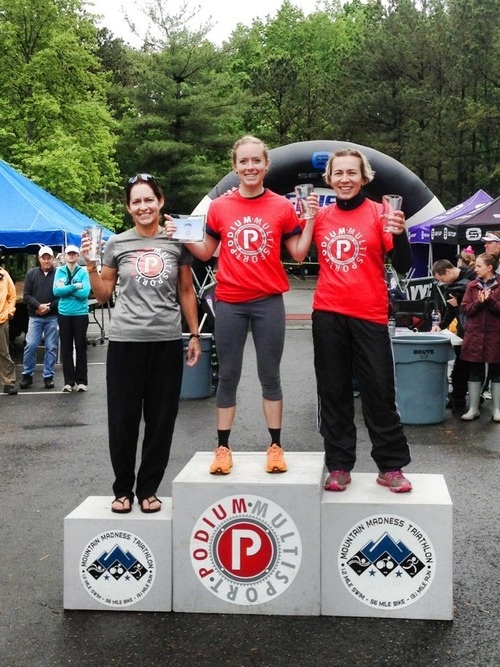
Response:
[457,246,476,269]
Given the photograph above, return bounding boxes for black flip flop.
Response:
[140,495,162,514]
[111,496,132,514]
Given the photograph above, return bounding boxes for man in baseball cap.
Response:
[20,246,59,389]
[38,246,54,257]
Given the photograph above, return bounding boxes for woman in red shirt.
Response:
[296,148,413,493]
[171,135,316,475]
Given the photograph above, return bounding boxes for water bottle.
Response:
[431,309,441,328]
[388,315,396,337]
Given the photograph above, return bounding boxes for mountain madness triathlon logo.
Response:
[338,514,435,610]
[190,494,302,606]
[80,531,156,607]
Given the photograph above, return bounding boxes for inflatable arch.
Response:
[192,140,444,231]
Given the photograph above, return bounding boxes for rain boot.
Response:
[490,383,500,422]
[461,382,482,421]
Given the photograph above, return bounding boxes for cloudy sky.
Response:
[88,0,317,46]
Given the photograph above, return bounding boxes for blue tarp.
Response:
[0,159,112,252]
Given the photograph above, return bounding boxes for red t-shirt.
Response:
[312,199,394,325]
[207,189,301,303]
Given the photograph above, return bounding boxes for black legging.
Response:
[107,339,183,502]
[468,361,500,384]
[58,314,88,385]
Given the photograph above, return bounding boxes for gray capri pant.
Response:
[214,294,286,408]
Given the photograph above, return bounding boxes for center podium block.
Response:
[172,451,325,615]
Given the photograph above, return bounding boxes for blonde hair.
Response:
[323,148,375,185]
[458,250,476,268]
[231,135,270,168]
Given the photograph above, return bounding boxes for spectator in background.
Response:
[460,252,500,422]
[457,246,476,269]
[0,266,17,395]
[53,245,91,392]
[479,233,500,397]
[432,259,475,414]
[20,247,59,390]
[482,232,500,274]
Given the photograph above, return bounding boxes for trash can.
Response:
[180,333,213,399]
[391,334,455,424]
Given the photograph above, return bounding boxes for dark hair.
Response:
[124,174,165,205]
[432,259,454,276]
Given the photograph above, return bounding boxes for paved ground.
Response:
[1,277,499,666]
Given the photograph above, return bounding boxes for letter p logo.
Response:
[232,529,261,570]
[242,229,259,249]
[335,239,351,259]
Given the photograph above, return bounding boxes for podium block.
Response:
[321,474,453,620]
[172,452,325,615]
[64,496,172,611]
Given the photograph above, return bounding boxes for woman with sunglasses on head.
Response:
[81,174,202,514]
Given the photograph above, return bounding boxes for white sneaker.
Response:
[76,384,88,392]
[62,384,73,393]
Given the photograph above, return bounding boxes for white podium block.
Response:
[321,474,453,620]
[172,451,325,615]
[64,496,172,612]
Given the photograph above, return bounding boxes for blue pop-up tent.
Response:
[0,159,112,252]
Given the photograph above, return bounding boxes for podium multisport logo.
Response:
[80,530,155,607]
[338,513,435,610]
[190,494,302,605]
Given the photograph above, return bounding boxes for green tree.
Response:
[445,0,500,200]
[93,0,498,211]
[0,0,120,227]
[107,0,245,214]
[224,1,369,147]
[321,0,499,205]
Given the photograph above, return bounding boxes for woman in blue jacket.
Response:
[53,245,91,392]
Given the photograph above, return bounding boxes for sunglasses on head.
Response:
[127,173,155,185]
